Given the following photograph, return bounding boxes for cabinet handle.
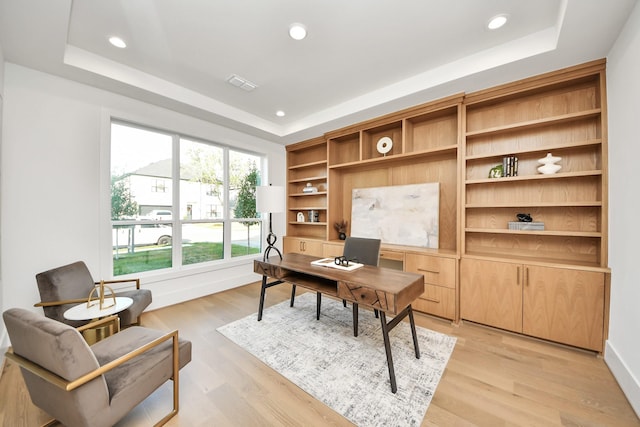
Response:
[517,266,521,285]
[418,268,439,274]
[424,297,441,303]
[525,267,529,287]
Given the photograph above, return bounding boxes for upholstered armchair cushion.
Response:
[3,308,192,427]
[3,308,110,427]
[36,261,152,327]
[110,289,152,326]
[92,326,192,417]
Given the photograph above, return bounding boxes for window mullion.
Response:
[172,134,182,268]
[223,147,231,259]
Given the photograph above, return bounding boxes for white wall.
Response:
[0,63,286,318]
[0,41,5,358]
[605,1,640,416]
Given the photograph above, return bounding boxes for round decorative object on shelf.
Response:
[302,182,318,193]
[376,136,393,156]
[537,152,562,174]
[296,212,305,222]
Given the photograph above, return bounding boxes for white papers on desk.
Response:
[310,258,364,271]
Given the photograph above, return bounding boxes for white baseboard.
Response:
[148,272,258,310]
[605,340,640,418]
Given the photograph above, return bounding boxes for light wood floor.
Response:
[1,281,638,427]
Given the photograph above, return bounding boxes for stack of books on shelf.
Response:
[508,221,544,230]
[503,155,518,177]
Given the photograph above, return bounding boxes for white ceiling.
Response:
[0,0,637,144]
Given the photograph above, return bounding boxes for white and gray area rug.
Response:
[217,292,457,427]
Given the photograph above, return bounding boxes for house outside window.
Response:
[151,179,166,193]
[110,121,263,276]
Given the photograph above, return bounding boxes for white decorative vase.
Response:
[537,153,562,174]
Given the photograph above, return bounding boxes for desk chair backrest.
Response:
[3,308,109,426]
[343,237,381,267]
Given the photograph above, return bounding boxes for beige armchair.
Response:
[35,261,152,328]
[3,307,192,427]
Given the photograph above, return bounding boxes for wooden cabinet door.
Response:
[283,237,301,254]
[523,266,604,351]
[283,237,323,257]
[460,258,522,332]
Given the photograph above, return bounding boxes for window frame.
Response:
[104,117,265,279]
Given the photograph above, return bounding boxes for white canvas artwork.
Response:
[351,183,439,248]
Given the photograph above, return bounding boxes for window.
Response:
[151,179,166,193]
[110,121,263,276]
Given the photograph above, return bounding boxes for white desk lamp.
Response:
[256,184,285,261]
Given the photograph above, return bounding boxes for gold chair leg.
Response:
[153,333,180,427]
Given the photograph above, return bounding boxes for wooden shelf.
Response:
[465,201,603,208]
[289,191,328,197]
[329,144,457,170]
[281,272,338,297]
[466,109,601,138]
[288,206,326,210]
[465,228,602,238]
[286,138,329,242]
[464,139,602,161]
[465,170,602,185]
[288,160,327,170]
[288,176,326,183]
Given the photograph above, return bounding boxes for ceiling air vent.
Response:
[227,74,257,92]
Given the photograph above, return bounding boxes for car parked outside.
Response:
[113,223,172,248]
[145,209,172,220]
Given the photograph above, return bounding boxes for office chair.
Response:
[291,236,381,336]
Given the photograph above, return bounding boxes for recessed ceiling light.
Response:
[487,14,508,30]
[108,36,127,48]
[276,110,285,117]
[289,23,307,40]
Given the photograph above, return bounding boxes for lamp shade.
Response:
[256,185,285,213]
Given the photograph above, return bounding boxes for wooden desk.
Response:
[254,253,424,393]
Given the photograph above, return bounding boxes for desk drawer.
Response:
[405,254,456,289]
[414,285,455,320]
[337,281,394,312]
[379,250,405,262]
